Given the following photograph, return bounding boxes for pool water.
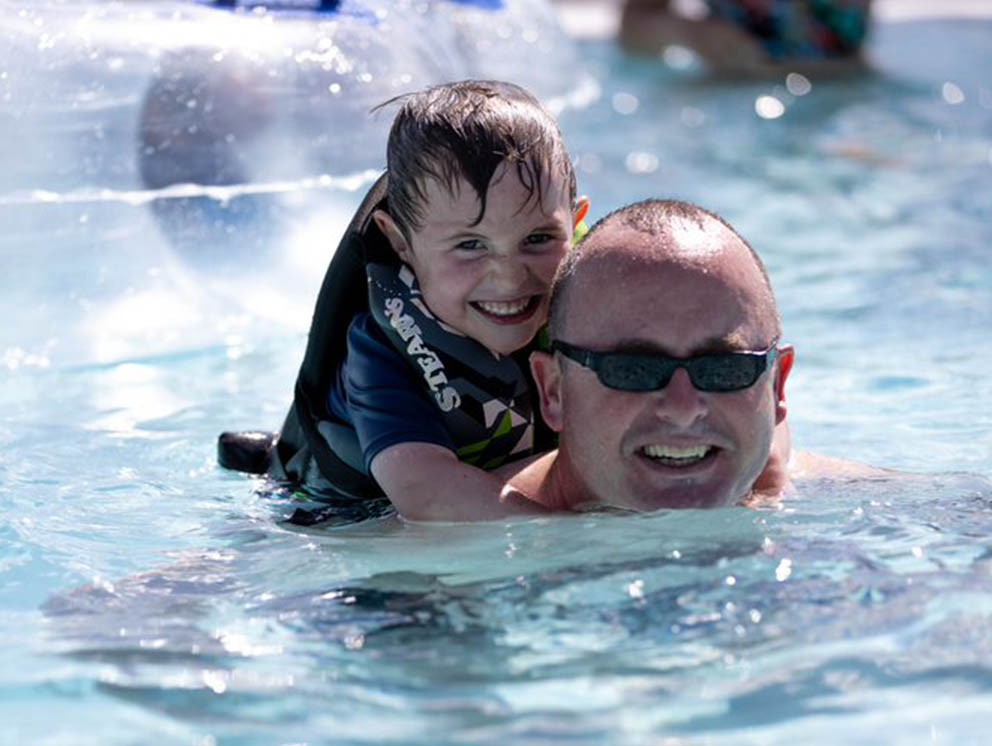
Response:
[2,3,991,744]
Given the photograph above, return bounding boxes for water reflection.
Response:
[40,473,992,739]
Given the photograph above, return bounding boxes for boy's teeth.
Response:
[476,298,531,316]
[642,444,712,463]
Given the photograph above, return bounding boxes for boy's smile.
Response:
[375,163,575,356]
[472,295,541,322]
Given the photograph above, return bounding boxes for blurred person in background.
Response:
[620,0,872,76]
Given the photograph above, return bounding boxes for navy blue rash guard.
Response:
[328,312,455,472]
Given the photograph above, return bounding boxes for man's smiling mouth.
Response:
[471,295,541,321]
[640,444,716,467]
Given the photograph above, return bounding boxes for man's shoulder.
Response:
[788,450,895,481]
[746,450,898,507]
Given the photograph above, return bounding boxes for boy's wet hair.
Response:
[374,80,577,239]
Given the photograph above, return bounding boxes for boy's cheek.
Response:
[428,259,479,287]
[534,245,570,281]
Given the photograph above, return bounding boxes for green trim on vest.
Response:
[573,219,589,244]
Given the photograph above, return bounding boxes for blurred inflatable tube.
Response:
[2,0,592,192]
[2,0,595,265]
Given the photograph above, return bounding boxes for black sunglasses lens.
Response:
[558,341,773,393]
[599,355,671,391]
[690,355,763,391]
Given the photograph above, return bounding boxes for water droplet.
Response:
[785,72,812,96]
[627,579,645,599]
[775,558,792,581]
[612,91,639,115]
[755,95,785,119]
[942,82,965,105]
[202,670,227,694]
[625,151,659,174]
[662,45,695,70]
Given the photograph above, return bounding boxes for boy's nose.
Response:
[488,255,529,288]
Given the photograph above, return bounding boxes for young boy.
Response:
[219,80,588,521]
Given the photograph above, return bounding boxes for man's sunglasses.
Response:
[551,339,780,393]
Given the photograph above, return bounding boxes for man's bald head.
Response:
[530,199,794,512]
[548,199,781,344]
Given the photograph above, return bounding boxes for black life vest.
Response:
[264,174,555,501]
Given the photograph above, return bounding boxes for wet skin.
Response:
[374,164,575,356]
[530,221,794,510]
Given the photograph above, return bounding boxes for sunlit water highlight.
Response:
[1,3,991,744]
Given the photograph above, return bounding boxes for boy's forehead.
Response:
[416,171,473,207]
[416,164,570,223]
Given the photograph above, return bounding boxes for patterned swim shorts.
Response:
[705,0,871,59]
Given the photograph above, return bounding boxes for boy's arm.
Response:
[370,443,548,521]
[344,314,548,521]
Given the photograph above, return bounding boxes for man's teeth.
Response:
[475,298,531,316]
[642,444,713,463]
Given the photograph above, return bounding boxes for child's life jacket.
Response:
[218,174,556,500]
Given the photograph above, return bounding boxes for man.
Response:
[504,198,877,512]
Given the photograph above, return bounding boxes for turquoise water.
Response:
[2,3,992,744]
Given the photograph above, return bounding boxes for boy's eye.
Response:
[525,233,552,246]
[454,238,484,252]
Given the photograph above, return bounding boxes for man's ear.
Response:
[372,209,412,262]
[773,345,795,425]
[529,350,564,433]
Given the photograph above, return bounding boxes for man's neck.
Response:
[752,420,793,498]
